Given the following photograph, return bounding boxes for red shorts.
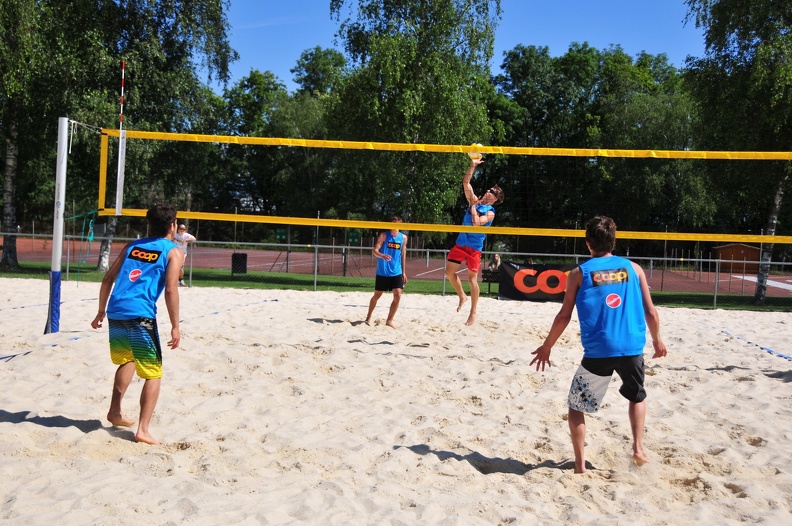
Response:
[447,244,482,273]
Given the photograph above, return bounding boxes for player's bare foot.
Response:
[456,296,468,312]
[135,431,161,445]
[385,320,398,329]
[365,318,372,325]
[107,413,136,427]
[632,452,649,466]
[465,314,476,326]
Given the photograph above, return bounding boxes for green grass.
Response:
[186,268,452,295]
[3,261,791,311]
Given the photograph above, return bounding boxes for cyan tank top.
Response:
[376,232,404,277]
[455,204,494,251]
[107,237,176,320]
[576,255,646,358]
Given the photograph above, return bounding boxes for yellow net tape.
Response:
[101,129,792,160]
[96,208,792,244]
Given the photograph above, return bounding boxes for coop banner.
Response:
[499,261,576,302]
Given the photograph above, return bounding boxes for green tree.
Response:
[493,43,702,253]
[1,0,237,270]
[291,46,348,96]
[493,44,587,241]
[591,49,707,234]
[1,0,122,269]
[222,70,289,220]
[327,0,501,239]
[685,0,792,304]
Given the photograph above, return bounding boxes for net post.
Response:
[98,133,109,210]
[115,59,126,215]
[46,117,69,334]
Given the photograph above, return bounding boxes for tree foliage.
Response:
[326,0,501,236]
[0,0,236,269]
[685,0,792,302]
[489,42,706,254]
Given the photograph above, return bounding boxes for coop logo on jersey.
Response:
[128,268,142,282]
[129,247,161,264]
[591,267,630,287]
[606,293,622,308]
[386,241,402,250]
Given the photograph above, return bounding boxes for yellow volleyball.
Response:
[468,143,484,160]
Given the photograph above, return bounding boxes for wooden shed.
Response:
[714,243,760,273]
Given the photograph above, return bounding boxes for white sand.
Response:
[1,277,791,525]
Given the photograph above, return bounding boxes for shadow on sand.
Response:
[395,443,595,475]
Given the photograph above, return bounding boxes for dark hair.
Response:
[585,215,617,254]
[146,203,177,237]
[391,215,403,223]
[490,185,504,205]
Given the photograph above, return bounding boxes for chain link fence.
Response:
[3,233,792,310]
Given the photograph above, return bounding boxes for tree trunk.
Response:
[96,215,118,272]
[753,171,789,305]
[1,124,21,271]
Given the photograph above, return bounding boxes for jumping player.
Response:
[445,157,504,325]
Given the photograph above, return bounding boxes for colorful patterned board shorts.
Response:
[108,317,163,380]
[567,355,646,413]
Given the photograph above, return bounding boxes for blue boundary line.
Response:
[721,329,792,361]
[0,297,99,312]
[1,298,280,364]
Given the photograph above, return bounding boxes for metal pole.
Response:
[314,245,319,291]
[46,117,69,334]
[187,243,193,286]
[115,60,126,215]
[314,211,320,289]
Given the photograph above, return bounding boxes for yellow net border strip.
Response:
[101,129,792,160]
[95,208,792,244]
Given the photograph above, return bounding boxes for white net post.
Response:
[45,116,69,334]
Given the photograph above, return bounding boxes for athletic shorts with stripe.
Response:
[108,317,163,380]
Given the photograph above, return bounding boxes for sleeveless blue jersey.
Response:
[455,204,494,251]
[576,255,646,358]
[376,232,404,277]
[107,237,176,320]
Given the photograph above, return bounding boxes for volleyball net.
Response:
[37,120,792,333]
[96,128,792,248]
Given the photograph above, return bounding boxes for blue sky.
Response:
[215,0,706,92]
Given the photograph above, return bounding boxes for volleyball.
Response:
[468,143,484,160]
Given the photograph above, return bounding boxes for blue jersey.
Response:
[455,204,494,252]
[376,232,405,277]
[576,255,646,358]
[107,237,176,320]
